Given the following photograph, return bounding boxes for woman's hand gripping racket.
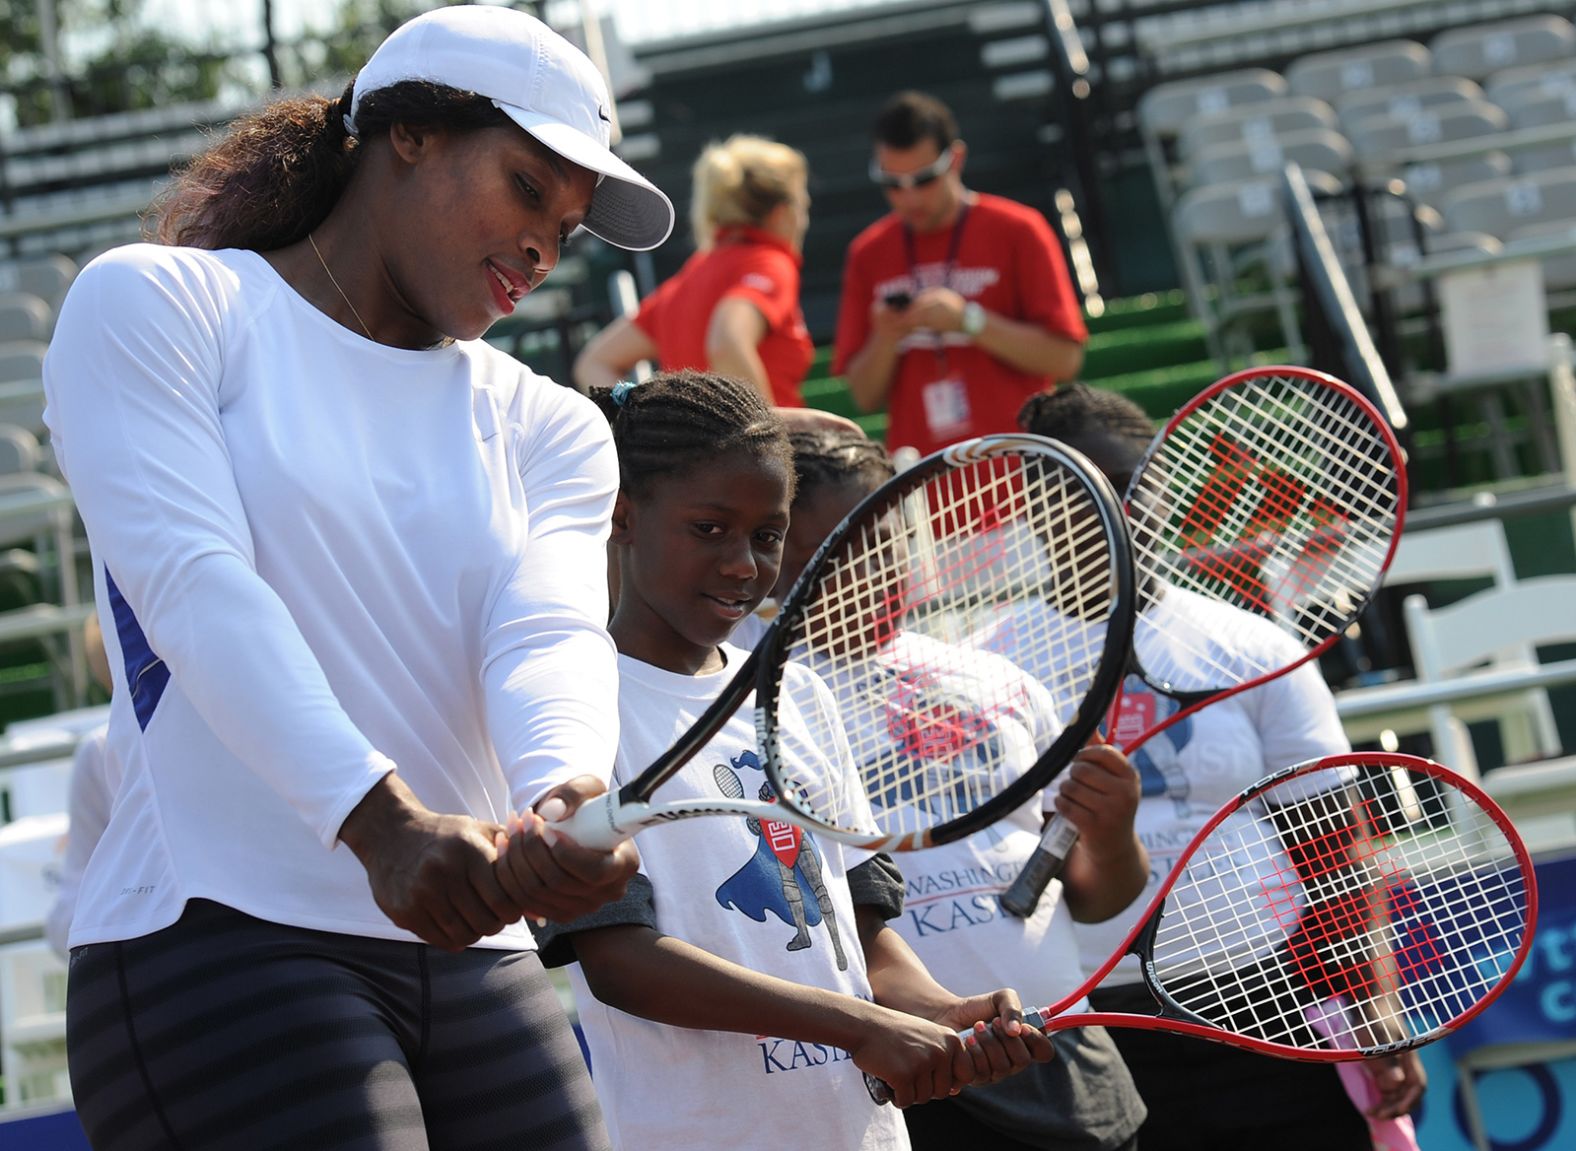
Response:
[562,433,1135,854]
[870,751,1537,1102]
[1001,366,1406,917]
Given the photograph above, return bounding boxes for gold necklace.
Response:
[307,232,373,340]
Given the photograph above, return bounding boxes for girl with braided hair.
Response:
[540,369,1051,1149]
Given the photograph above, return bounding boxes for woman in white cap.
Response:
[44,7,672,1149]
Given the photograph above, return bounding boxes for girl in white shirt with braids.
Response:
[541,368,1052,1150]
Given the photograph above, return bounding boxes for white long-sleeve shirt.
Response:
[44,243,619,949]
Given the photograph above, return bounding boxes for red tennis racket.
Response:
[1001,366,1406,917]
[870,751,1536,1102]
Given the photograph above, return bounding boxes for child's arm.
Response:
[1055,744,1149,924]
[855,906,1055,1081]
[573,923,997,1108]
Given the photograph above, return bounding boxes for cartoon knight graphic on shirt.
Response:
[714,750,849,970]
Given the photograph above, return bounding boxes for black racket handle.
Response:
[999,817,1079,918]
[864,1008,1051,1104]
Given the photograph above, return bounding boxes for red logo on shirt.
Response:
[763,818,802,867]
[1112,693,1155,746]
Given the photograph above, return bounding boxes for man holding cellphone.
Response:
[834,91,1087,457]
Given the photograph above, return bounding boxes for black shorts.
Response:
[66,900,609,1151]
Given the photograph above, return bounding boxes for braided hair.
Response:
[1017,383,1155,485]
[788,425,893,508]
[590,369,794,500]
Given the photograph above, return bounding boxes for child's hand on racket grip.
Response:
[864,994,1053,1106]
[1053,743,1141,848]
[1364,1049,1427,1119]
[492,776,641,926]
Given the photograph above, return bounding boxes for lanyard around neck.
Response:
[902,201,972,291]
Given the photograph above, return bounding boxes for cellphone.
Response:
[883,291,912,310]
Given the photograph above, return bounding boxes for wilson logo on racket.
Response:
[1177,433,1349,617]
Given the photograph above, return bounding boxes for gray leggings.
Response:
[66,900,610,1151]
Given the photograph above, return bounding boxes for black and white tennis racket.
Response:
[870,751,1536,1102]
[1001,366,1406,916]
[563,433,1135,852]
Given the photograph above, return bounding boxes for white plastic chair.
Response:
[1171,171,1346,366]
[1348,102,1510,167]
[1337,76,1486,134]
[0,295,51,345]
[1431,14,1576,81]
[1138,68,1289,210]
[1188,128,1354,190]
[1402,574,1576,769]
[1286,39,1432,103]
[1177,97,1339,163]
[0,813,69,1109]
[1442,166,1576,238]
[0,256,75,313]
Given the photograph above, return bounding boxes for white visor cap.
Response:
[347,5,673,252]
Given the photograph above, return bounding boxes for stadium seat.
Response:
[1486,56,1576,113]
[0,296,51,345]
[1286,39,1432,103]
[0,257,75,314]
[1402,152,1515,208]
[0,473,90,708]
[0,427,43,477]
[0,934,68,1110]
[1176,96,1339,162]
[1430,14,1576,81]
[1347,102,1510,167]
[1137,67,1289,210]
[1137,67,1289,145]
[1500,92,1576,173]
[1506,89,1576,132]
[1402,575,1576,768]
[1170,169,1343,365]
[1506,218,1576,291]
[1441,166,1576,237]
[1187,127,1353,189]
[1336,76,1486,133]
[1386,521,1561,761]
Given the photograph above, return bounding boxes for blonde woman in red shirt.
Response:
[575,134,814,408]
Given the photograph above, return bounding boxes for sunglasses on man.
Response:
[868,144,958,190]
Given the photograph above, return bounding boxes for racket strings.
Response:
[1130,374,1401,691]
[1147,764,1530,1053]
[775,454,1123,838]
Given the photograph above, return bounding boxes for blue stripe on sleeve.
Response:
[106,568,169,730]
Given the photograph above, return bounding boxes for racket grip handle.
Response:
[864,1009,1050,1105]
[999,817,1079,919]
[556,791,631,850]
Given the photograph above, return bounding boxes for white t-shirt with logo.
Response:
[566,645,908,1151]
[837,631,1087,1014]
[974,589,1349,985]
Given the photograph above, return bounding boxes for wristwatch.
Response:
[960,301,987,338]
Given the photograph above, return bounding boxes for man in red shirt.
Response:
[834,91,1087,457]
